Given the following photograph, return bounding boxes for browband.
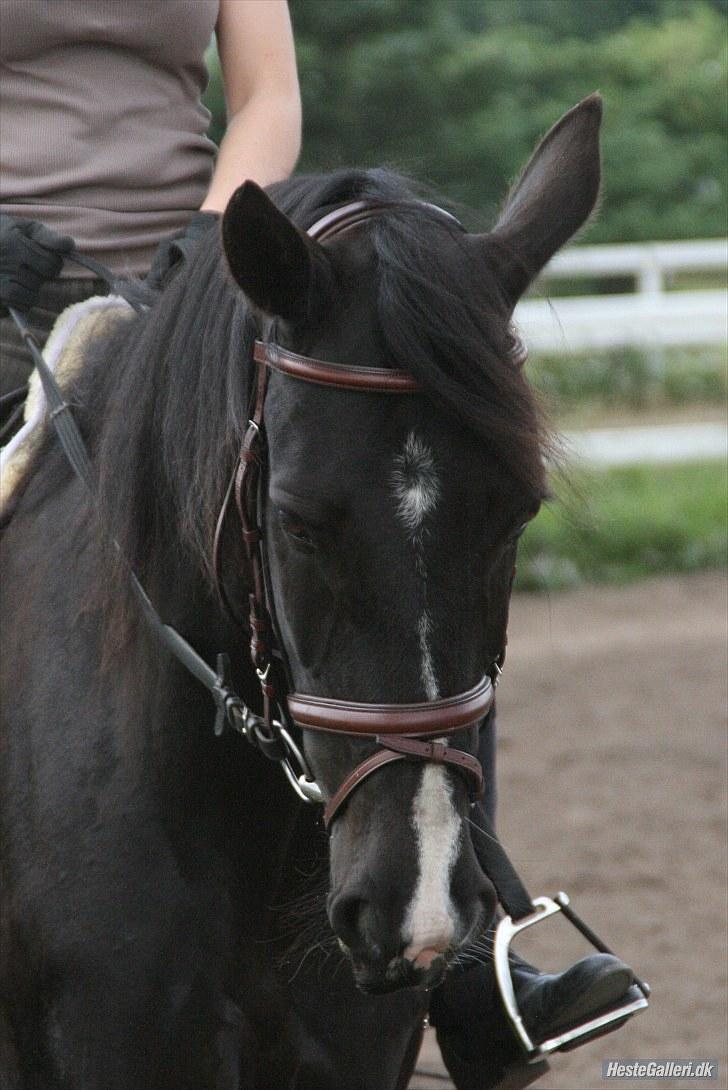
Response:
[252,341,420,394]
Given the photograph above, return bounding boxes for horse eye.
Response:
[498,522,529,555]
[277,509,316,549]
[510,503,541,542]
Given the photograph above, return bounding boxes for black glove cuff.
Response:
[184,211,220,240]
[146,210,221,290]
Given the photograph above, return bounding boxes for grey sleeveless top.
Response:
[0,0,219,275]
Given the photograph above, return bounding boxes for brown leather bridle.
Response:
[219,200,508,828]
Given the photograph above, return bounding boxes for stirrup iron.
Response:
[493,892,650,1058]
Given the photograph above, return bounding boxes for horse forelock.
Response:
[371,212,550,502]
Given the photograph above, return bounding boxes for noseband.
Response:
[219,200,507,828]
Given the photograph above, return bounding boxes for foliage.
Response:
[204,0,727,243]
[516,460,727,589]
[527,346,728,414]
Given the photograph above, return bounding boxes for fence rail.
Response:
[514,238,727,353]
[563,422,726,467]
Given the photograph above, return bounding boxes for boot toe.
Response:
[518,953,634,1039]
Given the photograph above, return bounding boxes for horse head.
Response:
[220,96,602,993]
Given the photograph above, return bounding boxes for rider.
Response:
[0,4,638,1087]
[0,0,301,400]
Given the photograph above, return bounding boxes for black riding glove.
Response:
[0,215,74,312]
[146,211,220,291]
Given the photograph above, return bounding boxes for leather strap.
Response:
[235,357,277,729]
[287,674,493,736]
[308,200,391,242]
[383,735,484,787]
[323,735,484,829]
[307,199,462,243]
[253,341,420,394]
[469,805,535,921]
[510,334,529,369]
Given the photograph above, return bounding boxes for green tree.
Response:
[204,0,727,242]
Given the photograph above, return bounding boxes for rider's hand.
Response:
[0,215,74,312]
[146,211,220,291]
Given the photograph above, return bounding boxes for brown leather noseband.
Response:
[224,200,503,828]
[289,677,492,827]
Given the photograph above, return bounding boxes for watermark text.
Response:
[602,1059,718,1080]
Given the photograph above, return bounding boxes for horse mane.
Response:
[44,168,548,644]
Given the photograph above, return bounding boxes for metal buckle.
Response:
[493,892,649,1058]
[276,723,324,805]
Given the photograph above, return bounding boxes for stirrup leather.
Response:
[493,892,650,1058]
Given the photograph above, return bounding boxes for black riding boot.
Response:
[429,951,635,1090]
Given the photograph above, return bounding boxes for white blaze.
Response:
[403,764,460,959]
[392,431,441,699]
[392,431,460,959]
[418,612,439,702]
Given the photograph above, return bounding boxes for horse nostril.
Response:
[328,893,368,952]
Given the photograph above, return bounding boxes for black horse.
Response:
[1,97,602,1088]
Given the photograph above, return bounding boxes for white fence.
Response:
[514,238,727,353]
[563,422,727,467]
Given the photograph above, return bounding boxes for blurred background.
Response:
[206,6,726,1087]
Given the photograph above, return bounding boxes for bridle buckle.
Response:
[275,724,323,804]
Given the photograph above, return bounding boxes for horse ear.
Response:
[486,93,602,308]
[222,181,332,324]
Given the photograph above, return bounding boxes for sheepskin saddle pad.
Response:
[0,294,135,511]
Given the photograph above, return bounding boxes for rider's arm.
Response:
[200,0,302,213]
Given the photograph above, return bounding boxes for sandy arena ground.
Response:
[411,570,727,1090]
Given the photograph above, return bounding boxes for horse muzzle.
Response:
[353,952,450,995]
